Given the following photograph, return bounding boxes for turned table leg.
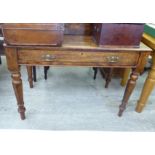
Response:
[26,66,33,88]
[11,71,26,120]
[118,70,139,116]
[5,47,26,120]
[136,53,155,112]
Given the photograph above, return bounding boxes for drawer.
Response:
[2,23,64,46]
[17,50,140,67]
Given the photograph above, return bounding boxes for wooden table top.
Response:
[4,35,152,52]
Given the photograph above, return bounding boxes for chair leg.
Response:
[0,56,2,64]
[105,68,113,88]
[33,66,37,82]
[44,66,50,80]
[100,68,113,88]
[26,66,33,88]
[136,53,155,112]
[93,67,98,80]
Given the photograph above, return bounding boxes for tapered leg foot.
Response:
[118,103,126,116]
[18,105,26,120]
[135,103,144,113]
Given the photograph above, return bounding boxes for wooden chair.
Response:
[93,67,114,88]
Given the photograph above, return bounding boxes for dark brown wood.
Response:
[99,68,114,88]
[17,48,140,67]
[118,70,139,116]
[64,23,93,35]
[105,68,114,88]
[93,67,98,80]
[32,66,51,81]
[5,47,26,120]
[2,28,151,119]
[39,23,93,80]
[5,35,150,52]
[26,66,33,88]
[118,52,150,116]
[93,23,144,47]
[2,23,64,46]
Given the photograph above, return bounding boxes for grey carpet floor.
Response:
[0,56,155,131]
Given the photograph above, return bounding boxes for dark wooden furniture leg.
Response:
[99,68,114,88]
[5,47,26,120]
[118,52,149,116]
[93,67,98,80]
[105,68,114,88]
[0,56,1,64]
[26,66,33,88]
[118,70,139,116]
[33,66,37,82]
[12,70,26,120]
[44,66,50,80]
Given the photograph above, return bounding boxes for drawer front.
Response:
[18,50,140,67]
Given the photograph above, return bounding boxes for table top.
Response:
[4,35,152,52]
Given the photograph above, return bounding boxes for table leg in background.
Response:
[121,68,131,87]
[136,53,155,112]
[26,66,33,88]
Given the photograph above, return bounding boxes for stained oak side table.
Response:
[4,35,151,120]
[136,33,155,112]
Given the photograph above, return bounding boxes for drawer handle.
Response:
[41,54,56,61]
[106,56,119,63]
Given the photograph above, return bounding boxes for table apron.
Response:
[17,50,140,67]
